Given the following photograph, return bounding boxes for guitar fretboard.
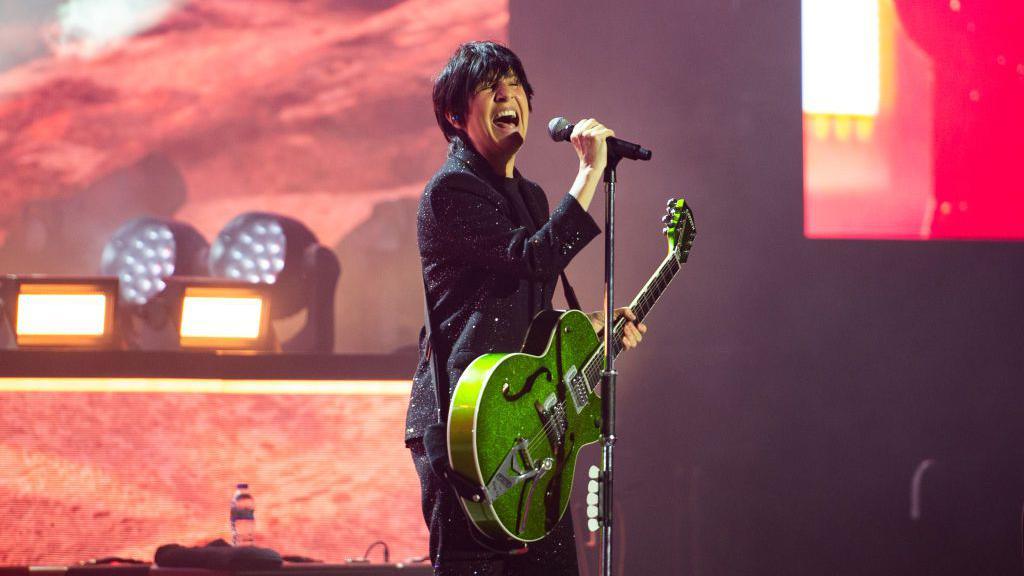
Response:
[580,252,683,391]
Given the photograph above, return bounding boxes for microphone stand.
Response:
[600,151,623,576]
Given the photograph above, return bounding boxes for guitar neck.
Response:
[614,253,681,356]
[581,252,682,387]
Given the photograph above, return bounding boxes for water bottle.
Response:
[230,483,255,546]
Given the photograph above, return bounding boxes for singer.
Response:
[405,41,646,575]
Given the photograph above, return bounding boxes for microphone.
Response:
[547,117,652,161]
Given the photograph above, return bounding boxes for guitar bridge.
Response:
[486,438,548,502]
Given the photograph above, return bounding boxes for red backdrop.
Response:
[0,386,423,564]
[0,0,508,564]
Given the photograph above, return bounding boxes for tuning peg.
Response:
[666,198,677,207]
[661,227,669,234]
[661,214,673,224]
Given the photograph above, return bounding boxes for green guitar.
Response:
[447,198,696,543]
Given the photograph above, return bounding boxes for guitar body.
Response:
[448,309,602,543]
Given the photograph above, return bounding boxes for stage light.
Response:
[100,217,210,350]
[210,212,340,352]
[208,215,287,285]
[181,293,263,340]
[176,281,272,350]
[100,217,210,306]
[0,276,117,348]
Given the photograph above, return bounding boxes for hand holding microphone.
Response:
[555,116,652,211]
[568,118,616,174]
[548,116,653,162]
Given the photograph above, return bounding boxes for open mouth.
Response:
[493,109,520,129]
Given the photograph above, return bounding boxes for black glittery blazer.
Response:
[405,137,601,442]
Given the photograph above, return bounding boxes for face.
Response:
[453,73,530,173]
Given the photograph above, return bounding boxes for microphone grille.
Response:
[548,117,572,142]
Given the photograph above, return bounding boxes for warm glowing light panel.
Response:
[803,0,1024,240]
[0,378,412,395]
[6,280,117,347]
[180,295,264,340]
[16,293,107,336]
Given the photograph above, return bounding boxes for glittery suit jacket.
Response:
[405,137,601,442]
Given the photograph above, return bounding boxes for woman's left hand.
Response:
[587,307,647,349]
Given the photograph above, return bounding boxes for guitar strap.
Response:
[559,271,582,311]
[421,280,448,426]
[421,280,489,502]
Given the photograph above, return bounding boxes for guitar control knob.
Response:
[541,458,554,471]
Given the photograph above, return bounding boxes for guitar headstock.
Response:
[662,198,696,263]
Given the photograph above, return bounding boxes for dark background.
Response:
[511,1,1024,573]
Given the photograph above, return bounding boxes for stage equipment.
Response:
[100,217,210,349]
[209,212,340,353]
[0,276,118,348]
[101,217,210,306]
[174,278,273,351]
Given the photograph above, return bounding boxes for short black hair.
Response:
[432,41,534,142]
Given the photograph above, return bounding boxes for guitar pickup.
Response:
[563,365,589,413]
[535,393,567,446]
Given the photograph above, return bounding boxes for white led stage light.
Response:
[99,217,209,350]
[210,212,340,352]
[209,215,287,285]
[100,217,209,306]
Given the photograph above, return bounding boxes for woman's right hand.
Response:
[571,118,615,175]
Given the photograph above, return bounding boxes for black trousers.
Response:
[409,439,580,576]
